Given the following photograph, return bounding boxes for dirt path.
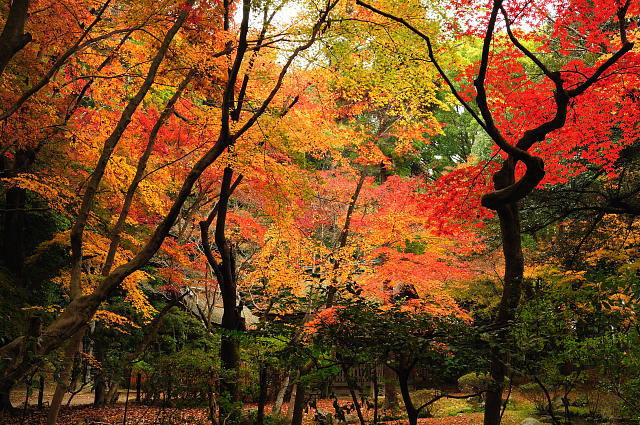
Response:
[10,386,126,408]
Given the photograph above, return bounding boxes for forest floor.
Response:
[4,390,536,425]
[1,404,530,425]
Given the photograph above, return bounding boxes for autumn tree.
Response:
[355,0,637,424]
[0,0,339,412]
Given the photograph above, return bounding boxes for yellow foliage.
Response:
[33,230,157,321]
[1,173,76,215]
[94,310,141,334]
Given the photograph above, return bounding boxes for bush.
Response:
[457,372,491,393]
[239,409,288,425]
[518,382,547,412]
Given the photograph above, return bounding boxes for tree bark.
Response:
[0,0,31,77]
[37,375,44,409]
[135,373,141,403]
[257,364,268,425]
[199,167,245,416]
[1,149,35,275]
[286,384,297,423]
[342,365,366,425]
[383,364,398,410]
[93,337,107,407]
[373,365,379,424]
[215,168,244,416]
[483,163,524,425]
[0,380,13,412]
[48,218,86,425]
[290,381,306,425]
[272,371,290,416]
[397,369,417,425]
[46,329,84,425]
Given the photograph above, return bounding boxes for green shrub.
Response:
[239,409,288,425]
[518,382,547,412]
[457,372,491,393]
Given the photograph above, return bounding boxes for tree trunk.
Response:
[257,364,268,425]
[0,0,31,77]
[93,339,107,407]
[0,380,13,413]
[483,198,524,425]
[1,149,35,276]
[106,381,121,405]
[286,383,297,423]
[290,382,306,425]
[342,365,366,425]
[199,167,245,420]
[273,372,290,416]
[383,364,398,410]
[136,373,141,403]
[373,365,379,424]
[397,370,417,425]
[46,329,84,425]
[37,375,44,409]
[219,332,241,403]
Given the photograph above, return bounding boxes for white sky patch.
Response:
[233,2,304,29]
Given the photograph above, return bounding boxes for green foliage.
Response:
[511,270,640,421]
[239,409,289,425]
[457,372,492,393]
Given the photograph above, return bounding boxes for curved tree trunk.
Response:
[199,167,245,417]
[397,369,418,425]
[483,165,524,425]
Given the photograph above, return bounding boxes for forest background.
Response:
[0,0,639,425]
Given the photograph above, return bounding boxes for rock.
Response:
[521,418,543,425]
[314,408,334,425]
[335,413,359,424]
[344,413,359,424]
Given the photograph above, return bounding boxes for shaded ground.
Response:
[0,404,509,425]
[1,397,532,425]
[11,385,128,408]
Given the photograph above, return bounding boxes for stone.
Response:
[314,408,334,425]
[521,418,543,425]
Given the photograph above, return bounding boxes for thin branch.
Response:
[355,0,488,133]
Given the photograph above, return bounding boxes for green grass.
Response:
[409,389,537,422]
